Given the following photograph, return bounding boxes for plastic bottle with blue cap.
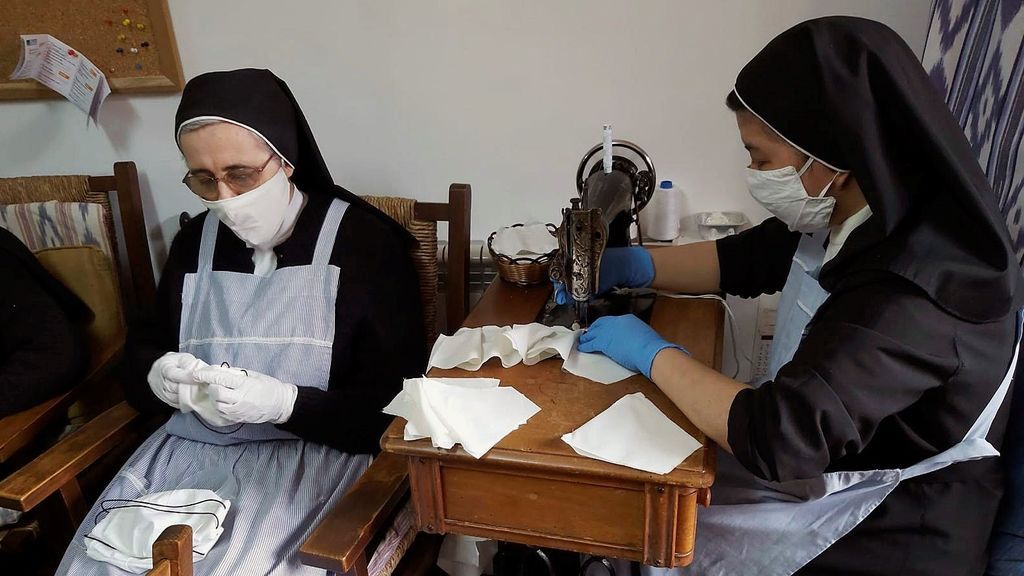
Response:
[639,180,685,241]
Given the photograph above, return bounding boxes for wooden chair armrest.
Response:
[0,401,138,511]
[0,345,124,464]
[299,451,410,572]
[0,394,73,465]
[149,525,193,576]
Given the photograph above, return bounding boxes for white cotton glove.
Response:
[147,352,209,409]
[192,365,299,424]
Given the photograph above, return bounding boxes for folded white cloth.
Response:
[428,323,635,385]
[561,392,702,475]
[84,488,231,573]
[490,223,557,257]
[383,377,540,458]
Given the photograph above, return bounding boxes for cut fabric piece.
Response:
[383,377,540,458]
[84,488,231,573]
[428,323,636,385]
[562,392,701,475]
[174,365,247,427]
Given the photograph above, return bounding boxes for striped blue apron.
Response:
[57,198,369,575]
[764,230,829,382]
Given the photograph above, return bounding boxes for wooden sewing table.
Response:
[381,280,723,568]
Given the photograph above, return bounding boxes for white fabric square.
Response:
[561,392,702,475]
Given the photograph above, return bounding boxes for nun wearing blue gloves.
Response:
[572,17,1024,576]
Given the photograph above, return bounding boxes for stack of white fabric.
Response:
[84,488,231,573]
[427,323,635,385]
[383,377,540,458]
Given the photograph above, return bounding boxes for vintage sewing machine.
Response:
[543,139,659,328]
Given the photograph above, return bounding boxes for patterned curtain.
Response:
[921,0,1024,264]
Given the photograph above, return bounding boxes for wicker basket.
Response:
[487,223,558,286]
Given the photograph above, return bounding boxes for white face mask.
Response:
[200,164,291,247]
[745,157,841,233]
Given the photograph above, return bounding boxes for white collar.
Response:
[823,204,872,265]
[251,187,307,276]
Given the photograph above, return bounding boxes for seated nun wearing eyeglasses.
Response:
[56,69,427,575]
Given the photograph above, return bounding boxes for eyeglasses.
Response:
[182,155,280,201]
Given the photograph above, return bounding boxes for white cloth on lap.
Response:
[84,488,230,573]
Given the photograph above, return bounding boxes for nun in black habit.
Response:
[577,17,1023,575]
[0,227,90,420]
[57,69,426,574]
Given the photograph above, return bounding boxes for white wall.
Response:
[0,1,932,378]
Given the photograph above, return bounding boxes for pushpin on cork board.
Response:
[0,0,183,101]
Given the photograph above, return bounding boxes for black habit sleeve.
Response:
[727,277,963,482]
[715,217,801,298]
[124,222,196,418]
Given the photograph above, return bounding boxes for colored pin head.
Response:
[136,23,146,31]
[117,33,127,41]
[129,47,139,54]
[135,63,143,71]
[140,41,150,48]
[122,18,131,26]
[115,47,124,54]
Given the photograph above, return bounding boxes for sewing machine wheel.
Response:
[575,139,657,213]
[584,157,656,214]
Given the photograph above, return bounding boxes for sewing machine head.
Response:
[546,139,657,328]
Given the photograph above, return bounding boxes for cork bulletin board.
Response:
[0,0,183,100]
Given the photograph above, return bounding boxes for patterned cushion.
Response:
[0,201,114,262]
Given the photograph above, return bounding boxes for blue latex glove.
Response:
[553,246,655,305]
[578,314,686,378]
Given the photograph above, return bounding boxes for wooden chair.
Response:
[299,183,472,576]
[146,525,194,576]
[0,162,154,542]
